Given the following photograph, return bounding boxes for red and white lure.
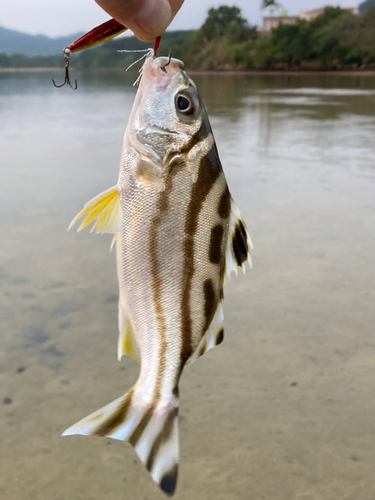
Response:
[52,18,161,89]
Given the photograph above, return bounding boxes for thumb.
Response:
[95,0,184,42]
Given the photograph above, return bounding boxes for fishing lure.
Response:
[52,18,161,89]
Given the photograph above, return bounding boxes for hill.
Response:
[358,0,375,14]
[0,25,84,56]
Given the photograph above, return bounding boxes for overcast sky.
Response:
[2,0,359,37]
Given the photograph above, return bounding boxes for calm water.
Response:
[1,69,375,500]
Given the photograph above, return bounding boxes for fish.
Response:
[63,55,252,496]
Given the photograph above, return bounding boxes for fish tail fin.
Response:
[62,386,179,497]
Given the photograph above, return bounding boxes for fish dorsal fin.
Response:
[226,198,252,277]
[185,302,225,368]
[68,186,120,234]
[118,308,139,362]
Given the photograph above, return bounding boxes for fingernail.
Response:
[134,0,172,38]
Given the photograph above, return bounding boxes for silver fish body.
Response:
[64,56,252,496]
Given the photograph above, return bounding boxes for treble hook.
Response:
[52,48,77,90]
[160,49,172,73]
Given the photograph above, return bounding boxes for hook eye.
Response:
[52,48,78,90]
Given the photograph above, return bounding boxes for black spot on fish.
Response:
[198,341,207,357]
[218,187,231,219]
[209,224,224,264]
[232,221,248,266]
[160,464,178,497]
[203,279,216,330]
[216,328,224,345]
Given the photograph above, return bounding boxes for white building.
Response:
[258,6,356,35]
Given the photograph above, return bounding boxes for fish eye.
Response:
[176,94,194,115]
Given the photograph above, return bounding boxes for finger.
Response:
[95,0,184,42]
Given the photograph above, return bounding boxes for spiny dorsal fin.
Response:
[226,199,252,277]
[68,186,120,234]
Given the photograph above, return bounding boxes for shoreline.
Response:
[0,67,59,72]
[1,67,375,76]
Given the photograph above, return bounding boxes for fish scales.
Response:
[64,55,252,497]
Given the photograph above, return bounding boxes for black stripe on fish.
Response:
[209,224,224,264]
[91,389,134,436]
[128,406,154,447]
[149,210,168,404]
[146,408,178,473]
[180,145,221,366]
[216,328,224,345]
[232,220,249,267]
[149,162,188,403]
[218,187,231,219]
[160,464,178,497]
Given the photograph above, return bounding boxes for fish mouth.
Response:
[142,56,185,90]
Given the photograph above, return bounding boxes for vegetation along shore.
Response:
[1,3,375,72]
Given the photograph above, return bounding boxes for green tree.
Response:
[199,6,249,41]
[261,0,282,16]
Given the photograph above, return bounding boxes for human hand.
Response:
[95,0,184,42]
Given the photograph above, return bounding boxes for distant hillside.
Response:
[358,0,375,13]
[0,25,84,56]
[0,29,193,68]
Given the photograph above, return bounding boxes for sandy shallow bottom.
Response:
[0,71,375,500]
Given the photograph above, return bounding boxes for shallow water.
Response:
[1,69,375,500]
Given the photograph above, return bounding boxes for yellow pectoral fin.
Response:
[69,186,120,234]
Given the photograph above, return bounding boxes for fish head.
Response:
[128,56,205,162]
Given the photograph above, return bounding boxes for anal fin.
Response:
[118,315,139,362]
